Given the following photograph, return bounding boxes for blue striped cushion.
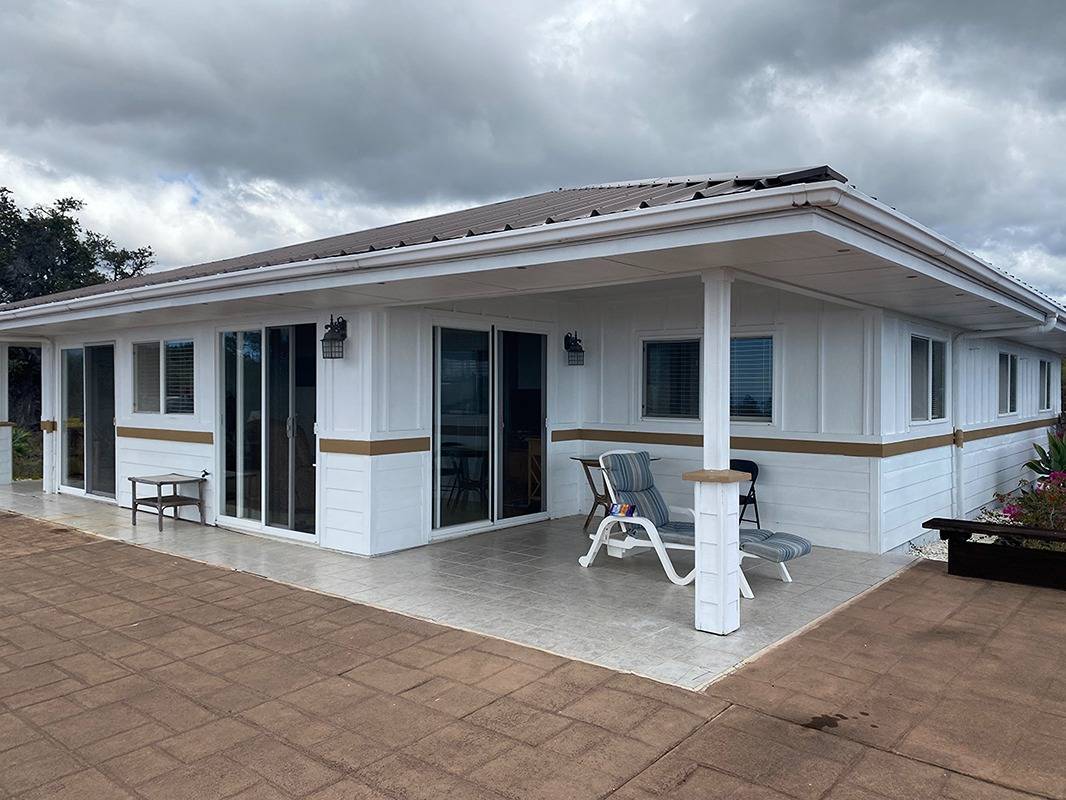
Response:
[740,530,811,562]
[601,452,670,526]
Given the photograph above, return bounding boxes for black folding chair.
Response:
[730,458,760,527]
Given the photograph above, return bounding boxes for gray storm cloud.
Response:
[1,0,1065,297]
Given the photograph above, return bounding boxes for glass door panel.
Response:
[497,331,546,519]
[291,324,317,534]
[222,331,263,520]
[435,327,491,528]
[266,327,291,529]
[61,349,85,489]
[84,344,116,497]
[265,324,317,533]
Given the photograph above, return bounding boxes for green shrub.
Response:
[1025,431,1066,477]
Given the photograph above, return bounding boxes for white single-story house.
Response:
[0,165,1062,633]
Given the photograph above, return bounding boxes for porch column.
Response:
[0,344,10,485]
[686,269,742,635]
[41,342,57,494]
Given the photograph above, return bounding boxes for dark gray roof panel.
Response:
[2,166,847,311]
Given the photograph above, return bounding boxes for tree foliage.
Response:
[0,187,153,304]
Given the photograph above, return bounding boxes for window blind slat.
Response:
[164,340,195,414]
[643,340,699,419]
[730,337,772,421]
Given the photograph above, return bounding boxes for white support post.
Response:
[0,344,10,485]
[41,342,57,494]
[689,269,741,635]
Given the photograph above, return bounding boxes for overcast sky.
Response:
[2,1,1065,299]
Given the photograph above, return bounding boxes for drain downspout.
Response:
[951,313,1058,517]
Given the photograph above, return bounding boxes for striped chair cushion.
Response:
[740,530,811,563]
[601,451,670,527]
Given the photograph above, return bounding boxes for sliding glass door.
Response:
[221,324,316,534]
[497,331,546,520]
[435,328,491,528]
[84,345,116,497]
[267,325,317,534]
[62,349,85,489]
[433,326,546,531]
[61,345,115,496]
[221,331,262,521]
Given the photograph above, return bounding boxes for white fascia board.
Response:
[0,191,828,330]
[807,185,1065,324]
[2,179,1062,335]
[808,213,1043,321]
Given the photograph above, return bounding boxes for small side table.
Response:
[571,457,611,531]
[130,473,207,532]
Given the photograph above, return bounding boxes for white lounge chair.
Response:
[578,450,810,598]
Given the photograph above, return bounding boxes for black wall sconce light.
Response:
[321,315,348,359]
[564,331,584,366]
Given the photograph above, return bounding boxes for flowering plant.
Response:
[994,472,1066,531]
[987,473,1066,551]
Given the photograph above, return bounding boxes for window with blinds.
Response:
[1039,360,1052,411]
[731,336,773,422]
[909,335,946,422]
[132,342,161,413]
[164,340,195,414]
[642,339,700,419]
[998,353,1018,414]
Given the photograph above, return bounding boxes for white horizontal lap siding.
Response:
[734,448,872,550]
[575,438,874,550]
[369,451,429,555]
[319,451,370,555]
[962,428,1045,516]
[547,436,581,518]
[879,445,953,552]
[116,438,215,523]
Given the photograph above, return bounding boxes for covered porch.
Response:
[0,479,912,688]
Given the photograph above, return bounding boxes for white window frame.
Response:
[1039,359,1053,412]
[132,340,162,414]
[639,333,702,422]
[998,352,1018,416]
[730,332,777,426]
[909,334,948,424]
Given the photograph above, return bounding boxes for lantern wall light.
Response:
[564,331,584,366]
[321,315,348,359]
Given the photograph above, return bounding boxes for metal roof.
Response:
[0,166,847,311]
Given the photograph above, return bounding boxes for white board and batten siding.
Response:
[877,313,1061,550]
[565,282,881,551]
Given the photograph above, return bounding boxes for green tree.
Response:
[0,187,153,304]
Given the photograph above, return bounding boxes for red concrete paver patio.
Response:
[0,510,1063,799]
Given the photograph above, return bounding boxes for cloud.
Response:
[1,0,1064,299]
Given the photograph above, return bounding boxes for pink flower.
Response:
[1002,504,1021,519]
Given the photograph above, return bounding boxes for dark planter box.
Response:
[923,517,1066,591]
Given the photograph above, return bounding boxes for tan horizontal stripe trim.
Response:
[962,415,1056,444]
[116,427,213,444]
[553,428,703,447]
[320,437,431,456]
[40,420,56,432]
[0,421,15,428]
[551,417,1058,458]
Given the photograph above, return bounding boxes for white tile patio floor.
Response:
[0,480,915,689]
